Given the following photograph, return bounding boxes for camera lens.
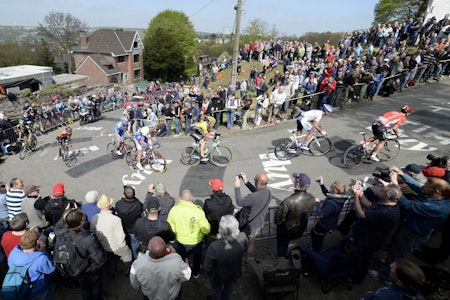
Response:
[427,154,436,161]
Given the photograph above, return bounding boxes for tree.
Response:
[143,10,197,82]
[37,11,88,73]
[373,0,427,26]
[241,19,274,43]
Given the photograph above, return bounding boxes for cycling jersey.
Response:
[194,116,216,135]
[57,129,71,140]
[133,129,150,151]
[297,109,323,132]
[114,122,126,138]
[375,111,406,128]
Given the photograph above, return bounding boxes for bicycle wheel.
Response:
[148,151,167,173]
[343,145,366,168]
[29,136,37,152]
[210,145,233,167]
[306,136,332,156]
[378,139,401,161]
[19,143,27,160]
[180,146,201,166]
[274,139,296,161]
[125,150,138,169]
[107,143,117,159]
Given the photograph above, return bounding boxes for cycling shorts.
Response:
[57,136,69,144]
[296,116,313,132]
[371,121,388,141]
[191,130,205,142]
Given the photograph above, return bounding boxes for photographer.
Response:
[422,154,449,180]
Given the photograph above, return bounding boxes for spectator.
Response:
[8,229,55,299]
[1,212,28,258]
[81,190,100,223]
[211,88,225,131]
[253,92,269,127]
[361,259,426,299]
[6,177,26,220]
[267,84,286,124]
[0,182,8,235]
[60,208,106,300]
[167,189,210,279]
[21,184,49,230]
[235,172,271,257]
[312,177,349,251]
[239,95,252,130]
[91,195,132,277]
[275,173,315,258]
[225,92,238,131]
[203,178,234,245]
[39,182,80,226]
[134,196,175,253]
[161,102,174,136]
[115,185,143,259]
[204,215,248,300]
[145,183,175,222]
[129,236,191,300]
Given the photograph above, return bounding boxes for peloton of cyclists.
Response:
[56,126,72,157]
[114,116,130,155]
[191,112,216,162]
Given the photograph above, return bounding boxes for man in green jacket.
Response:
[168,189,210,278]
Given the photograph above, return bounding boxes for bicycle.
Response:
[180,133,233,167]
[342,130,400,168]
[274,129,332,161]
[60,140,77,167]
[18,136,38,160]
[125,143,167,173]
[107,137,135,159]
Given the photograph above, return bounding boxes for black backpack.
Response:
[53,231,90,277]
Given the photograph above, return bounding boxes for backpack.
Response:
[1,253,44,300]
[53,231,90,277]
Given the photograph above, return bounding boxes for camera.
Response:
[372,171,391,182]
[237,174,243,179]
[315,178,321,183]
[426,154,447,167]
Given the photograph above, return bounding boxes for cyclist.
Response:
[293,104,333,151]
[114,116,130,155]
[57,126,72,157]
[369,105,413,162]
[192,113,216,162]
[17,119,33,144]
[133,126,157,171]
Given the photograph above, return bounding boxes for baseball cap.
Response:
[402,164,422,174]
[384,58,389,62]
[209,178,224,192]
[292,173,311,187]
[145,196,160,212]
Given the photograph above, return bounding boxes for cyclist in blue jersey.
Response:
[114,116,130,155]
[133,126,158,171]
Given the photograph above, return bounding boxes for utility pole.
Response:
[230,0,242,89]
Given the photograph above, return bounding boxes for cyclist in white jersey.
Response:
[295,104,333,150]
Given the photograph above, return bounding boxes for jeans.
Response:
[177,242,203,276]
[276,233,291,258]
[214,112,222,130]
[185,116,193,135]
[76,270,103,300]
[165,118,172,136]
[226,110,236,129]
[174,118,182,135]
[130,234,139,260]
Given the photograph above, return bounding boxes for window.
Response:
[118,56,125,63]
[134,54,139,63]
[134,69,140,79]
[133,41,138,48]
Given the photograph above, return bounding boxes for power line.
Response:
[190,0,217,18]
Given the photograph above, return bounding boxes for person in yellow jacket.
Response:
[168,189,210,278]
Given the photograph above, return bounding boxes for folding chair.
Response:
[300,246,358,294]
[248,249,301,300]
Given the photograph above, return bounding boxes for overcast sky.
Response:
[2,0,379,35]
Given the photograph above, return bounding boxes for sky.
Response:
[2,0,379,36]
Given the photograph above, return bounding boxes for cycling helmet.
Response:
[401,105,413,115]
[65,126,72,134]
[120,116,128,124]
[140,126,150,136]
[18,119,25,125]
[323,104,333,113]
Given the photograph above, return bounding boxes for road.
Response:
[1,79,449,207]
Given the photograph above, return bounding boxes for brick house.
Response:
[72,29,144,87]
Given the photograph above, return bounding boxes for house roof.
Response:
[76,55,121,76]
[73,29,138,56]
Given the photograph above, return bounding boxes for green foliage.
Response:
[373,0,426,26]
[37,11,88,73]
[143,10,197,82]
[241,19,275,43]
[37,85,79,99]
[198,41,233,59]
[0,42,38,67]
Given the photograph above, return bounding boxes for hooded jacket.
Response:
[203,192,235,235]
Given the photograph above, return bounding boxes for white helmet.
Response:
[140,126,150,136]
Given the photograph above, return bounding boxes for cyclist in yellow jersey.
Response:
[191,113,216,161]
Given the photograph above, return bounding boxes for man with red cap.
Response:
[203,179,234,244]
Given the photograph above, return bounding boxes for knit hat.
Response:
[154,183,166,195]
[402,164,421,174]
[145,196,160,213]
[209,178,224,192]
[292,173,311,187]
[97,194,113,209]
[52,183,65,197]
[20,229,39,250]
[85,190,99,204]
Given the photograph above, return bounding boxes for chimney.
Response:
[80,31,87,49]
